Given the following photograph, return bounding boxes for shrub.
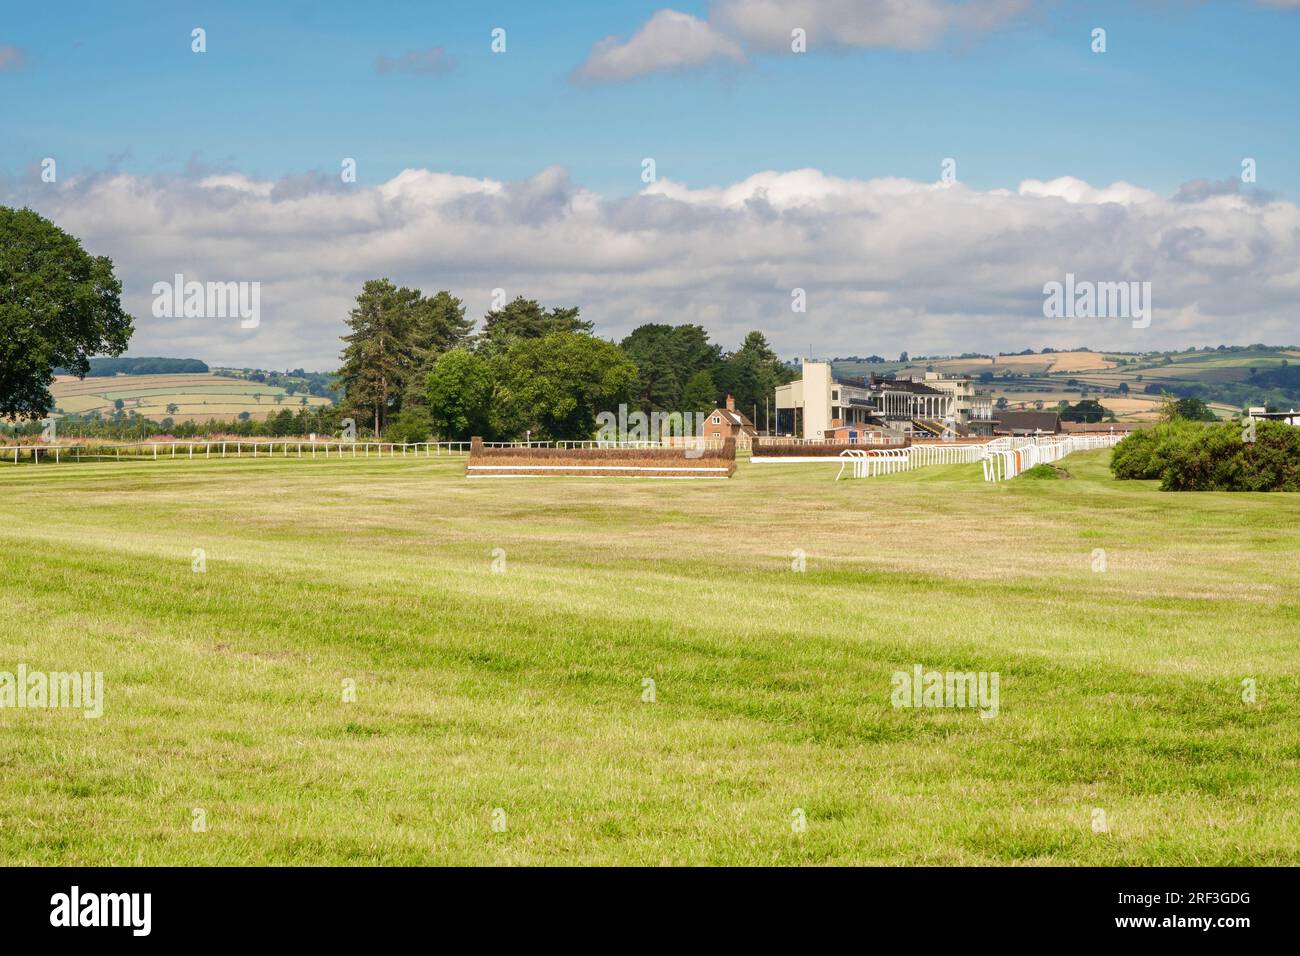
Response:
[385,407,432,444]
[1161,419,1300,491]
[1020,464,1066,480]
[1111,419,1300,491]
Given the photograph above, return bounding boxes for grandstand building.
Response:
[773,361,971,440]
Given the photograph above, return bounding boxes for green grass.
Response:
[1019,464,1067,480]
[1,451,1298,865]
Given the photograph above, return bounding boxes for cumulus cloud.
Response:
[373,46,454,76]
[572,9,746,83]
[0,44,25,71]
[711,0,1018,51]
[5,163,1298,370]
[573,0,1038,79]
[574,0,1299,80]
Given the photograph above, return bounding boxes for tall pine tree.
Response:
[337,279,419,436]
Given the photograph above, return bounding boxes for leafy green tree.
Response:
[681,368,718,412]
[426,348,497,440]
[620,323,722,410]
[500,332,637,440]
[478,296,590,353]
[337,278,420,435]
[412,290,473,356]
[1168,396,1218,422]
[404,290,474,409]
[0,207,134,419]
[621,324,684,409]
[1060,399,1110,422]
[268,408,296,436]
[715,331,793,431]
[386,406,433,443]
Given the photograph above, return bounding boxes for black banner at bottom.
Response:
[0,867,1284,941]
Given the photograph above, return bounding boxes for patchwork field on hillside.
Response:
[1,452,1296,865]
[932,351,1118,375]
[835,348,1298,421]
[49,373,332,422]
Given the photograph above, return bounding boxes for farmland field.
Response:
[1,453,1297,865]
[49,373,332,422]
[835,348,1300,424]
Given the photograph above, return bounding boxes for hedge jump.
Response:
[465,436,737,478]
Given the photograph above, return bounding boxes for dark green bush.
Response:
[1161,419,1300,491]
[1110,419,1300,491]
[1110,419,1200,480]
[1110,427,1164,480]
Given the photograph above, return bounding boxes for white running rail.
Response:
[836,434,1125,481]
[980,434,1123,482]
[1,440,476,464]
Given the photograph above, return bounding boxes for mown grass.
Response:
[0,451,1297,865]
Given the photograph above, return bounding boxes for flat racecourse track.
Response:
[1,451,1297,864]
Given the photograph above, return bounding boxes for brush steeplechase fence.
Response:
[751,436,908,463]
[465,436,737,478]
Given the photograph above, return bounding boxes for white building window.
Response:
[712,415,721,425]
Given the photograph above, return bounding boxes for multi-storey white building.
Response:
[774,361,966,439]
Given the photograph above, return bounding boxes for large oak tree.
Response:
[0,207,133,420]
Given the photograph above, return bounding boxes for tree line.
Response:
[336,278,795,442]
[0,207,792,440]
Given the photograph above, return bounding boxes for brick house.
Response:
[703,395,758,440]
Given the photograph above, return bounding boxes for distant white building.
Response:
[1248,407,1300,426]
[773,361,968,440]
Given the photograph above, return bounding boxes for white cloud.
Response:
[197,173,275,197]
[714,0,958,51]
[7,165,1298,370]
[1017,176,1159,206]
[574,0,1036,78]
[572,9,746,84]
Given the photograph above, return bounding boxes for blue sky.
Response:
[4,0,1297,199]
[2,1,1298,369]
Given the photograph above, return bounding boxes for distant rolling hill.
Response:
[833,347,1300,421]
[50,373,333,423]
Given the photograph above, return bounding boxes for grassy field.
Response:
[50,373,332,422]
[1,452,1298,865]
